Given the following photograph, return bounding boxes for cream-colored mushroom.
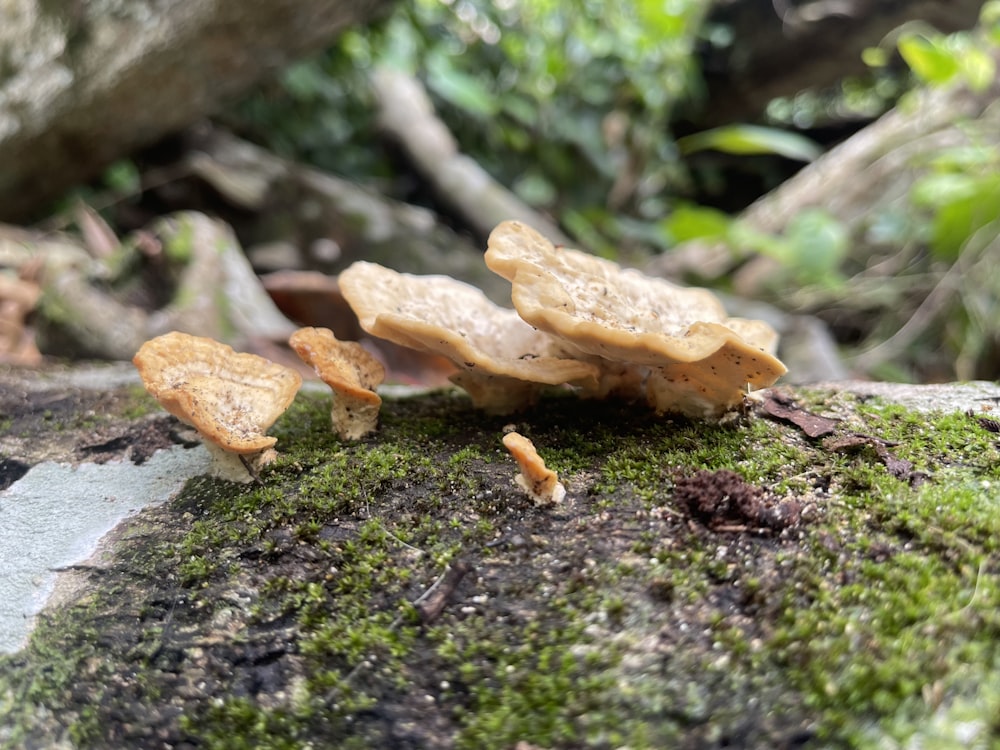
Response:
[337,261,599,414]
[289,326,384,440]
[133,331,302,482]
[484,221,787,417]
[501,431,565,506]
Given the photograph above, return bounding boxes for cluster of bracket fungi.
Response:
[134,221,787,499]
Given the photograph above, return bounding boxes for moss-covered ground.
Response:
[2,386,1000,748]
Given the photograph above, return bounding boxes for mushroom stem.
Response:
[331,397,381,441]
[450,372,544,415]
[501,431,566,506]
[202,441,268,484]
[289,327,384,440]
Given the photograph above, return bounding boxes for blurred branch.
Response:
[370,67,571,246]
[184,127,510,300]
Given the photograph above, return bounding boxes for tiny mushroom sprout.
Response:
[133,331,302,483]
[337,261,600,414]
[484,220,787,418]
[289,326,385,440]
[501,431,566,506]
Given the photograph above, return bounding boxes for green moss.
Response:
[118,383,161,419]
[3,389,1000,747]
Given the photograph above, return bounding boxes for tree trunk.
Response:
[0,0,395,222]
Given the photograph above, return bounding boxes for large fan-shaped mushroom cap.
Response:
[133,332,301,471]
[338,262,599,413]
[485,221,786,416]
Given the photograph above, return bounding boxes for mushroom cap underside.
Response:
[338,261,599,385]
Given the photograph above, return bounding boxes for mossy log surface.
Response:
[2,368,1000,749]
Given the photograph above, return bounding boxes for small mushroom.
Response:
[485,221,787,417]
[133,331,302,482]
[289,326,385,440]
[501,431,565,506]
[337,262,599,414]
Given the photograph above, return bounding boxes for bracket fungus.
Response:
[338,261,599,414]
[289,326,385,440]
[485,220,787,417]
[501,431,566,506]
[133,331,302,482]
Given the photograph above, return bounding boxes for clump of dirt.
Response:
[673,468,800,532]
[75,416,195,465]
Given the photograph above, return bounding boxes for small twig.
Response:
[48,564,108,574]
[386,530,424,556]
[146,591,180,664]
[239,455,265,487]
[415,559,472,625]
[342,559,473,687]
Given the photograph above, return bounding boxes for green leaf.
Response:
[784,209,849,279]
[897,34,960,85]
[660,204,732,243]
[980,0,1000,39]
[728,222,790,263]
[926,174,1000,260]
[102,160,141,194]
[958,46,996,92]
[925,146,1000,172]
[425,53,498,117]
[862,47,890,68]
[677,125,822,162]
[501,94,539,128]
[562,209,618,259]
[512,172,557,207]
[282,62,330,101]
[910,173,980,208]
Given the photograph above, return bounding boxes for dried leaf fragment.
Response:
[133,331,302,482]
[289,326,384,440]
[823,433,918,483]
[761,391,838,438]
[501,431,565,506]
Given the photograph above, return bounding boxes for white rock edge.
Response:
[0,444,211,653]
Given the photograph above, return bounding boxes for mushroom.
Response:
[484,221,787,418]
[501,431,565,506]
[133,331,302,482]
[289,326,385,440]
[337,261,599,414]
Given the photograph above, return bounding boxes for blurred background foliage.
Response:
[229,0,719,259]
[214,0,1000,382]
[222,0,955,260]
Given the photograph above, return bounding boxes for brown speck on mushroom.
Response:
[133,331,302,483]
[501,431,565,506]
[484,221,787,417]
[338,262,599,414]
[289,326,384,440]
